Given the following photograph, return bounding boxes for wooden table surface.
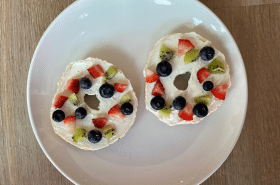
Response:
[1,0,279,184]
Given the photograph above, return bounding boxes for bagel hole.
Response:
[84,94,100,110]
[174,72,191,91]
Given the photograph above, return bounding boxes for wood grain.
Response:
[0,0,279,184]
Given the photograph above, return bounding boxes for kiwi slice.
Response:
[184,49,200,64]
[103,66,118,82]
[103,125,117,140]
[120,94,131,104]
[159,44,175,61]
[72,128,88,143]
[194,95,212,106]
[69,93,80,106]
[158,103,171,118]
[207,58,225,74]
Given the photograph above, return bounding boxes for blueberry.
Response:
[200,46,215,61]
[172,96,186,110]
[52,110,65,122]
[99,83,114,98]
[203,81,214,91]
[79,77,92,89]
[75,107,87,119]
[150,96,165,110]
[156,60,172,77]
[121,102,133,115]
[88,130,102,144]
[193,103,208,117]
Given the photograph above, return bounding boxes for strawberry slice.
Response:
[178,39,195,57]
[65,79,80,94]
[87,64,105,79]
[92,117,108,128]
[145,69,160,83]
[151,79,165,96]
[197,68,211,83]
[63,116,76,133]
[53,95,68,108]
[114,83,128,93]
[108,105,125,119]
[178,104,193,121]
[211,83,228,100]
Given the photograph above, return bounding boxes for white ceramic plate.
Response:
[27,0,248,184]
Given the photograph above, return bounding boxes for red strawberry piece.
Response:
[92,117,108,129]
[145,69,160,83]
[63,116,76,133]
[108,105,125,119]
[211,83,228,100]
[178,39,195,57]
[87,64,105,79]
[197,68,211,83]
[53,95,68,108]
[178,104,193,121]
[114,83,128,93]
[65,79,80,94]
[151,79,165,96]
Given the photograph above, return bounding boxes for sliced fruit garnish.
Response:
[151,79,165,96]
[108,104,125,119]
[92,117,108,129]
[87,64,105,78]
[145,69,160,83]
[197,68,211,83]
[194,95,212,106]
[184,49,200,64]
[159,44,175,61]
[103,66,118,81]
[103,125,116,140]
[53,95,68,108]
[207,58,225,74]
[211,83,228,100]
[120,94,131,104]
[65,79,80,94]
[178,39,195,57]
[72,128,87,143]
[114,83,128,93]
[178,104,193,121]
[158,103,171,118]
[68,93,80,106]
[63,116,76,134]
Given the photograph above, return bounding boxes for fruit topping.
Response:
[103,66,118,81]
[184,49,200,64]
[79,77,92,89]
[99,83,115,98]
[145,69,160,83]
[178,39,195,57]
[207,58,225,74]
[159,44,175,61]
[197,67,211,83]
[200,46,215,61]
[53,95,68,109]
[193,103,208,117]
[88,130,102,144]
[103,125,116,140]
[92,117,108,129]
[156,60,172,77]
[108,104,125,119]
[72,128,88,143]
[203,81,214,91]
[151,79,165,96]
[172,96,186,110]
[52,110,65,122]
[194,95,212,106]
[65,79,80,94]
[87,64,104,79]
[211,83,228,100]
[158,103,171,118]
[114,83,128,93]
[150,96,165,110]
[69,93,80,106]
[63,116,76,133]
[121,102,133,115]
[75,107,87,119]
[178,104,193,121]
[120,94,131,104]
